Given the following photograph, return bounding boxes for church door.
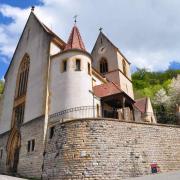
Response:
[6,128,21,174]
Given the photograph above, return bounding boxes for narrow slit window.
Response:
[31,139,35,151]
[27,140,31,152]
[88,63,91,75]
[49,126,55,139]
[63,60,67,72]
[0,149,3,159]
[76,59,81,71]
[97,104,100,117]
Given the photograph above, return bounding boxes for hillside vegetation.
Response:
[0,80,4,94]
[132,68,180,99]
[132,68,180,124]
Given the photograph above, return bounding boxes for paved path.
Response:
[0,175,27,180]
[1,171,180,180]
[127,171,180,180]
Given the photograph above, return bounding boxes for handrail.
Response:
[49,106,96,118]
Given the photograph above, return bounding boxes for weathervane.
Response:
[73,15,78,24]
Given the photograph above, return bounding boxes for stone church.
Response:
[2,9,180,180]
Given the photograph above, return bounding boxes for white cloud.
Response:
[0,0,180,71]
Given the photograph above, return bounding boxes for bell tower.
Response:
[91,31,134,99]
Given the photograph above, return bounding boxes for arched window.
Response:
[16,54,30,98]
[7,54,30,172]
[122,59,127,76]
[12,54,30,127]
[100,58,108,74]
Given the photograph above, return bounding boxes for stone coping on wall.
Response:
[48,117,180,129]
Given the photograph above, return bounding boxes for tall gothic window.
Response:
[14,103,25,126]
[100,58,108,74]
[122,59,127,76]
[12,54,30,127]
[16,55,30,98]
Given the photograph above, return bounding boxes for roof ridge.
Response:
[91,31,130,64]
[32,13,66,45]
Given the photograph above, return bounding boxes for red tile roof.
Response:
[64,25,86,51]
[93,82,122,98]
[134,97,147,113]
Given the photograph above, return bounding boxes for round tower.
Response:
[50,25,94,119]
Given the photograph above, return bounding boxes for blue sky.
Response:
[0,0,180,79]
[0,0,42,79]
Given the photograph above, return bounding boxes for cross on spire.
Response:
[31,6,35,12]
[99,27,103,32]
[73,15,78,24]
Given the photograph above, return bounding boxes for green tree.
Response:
[0,80,4,94]
[132,68,180,99]
[153,76,180,124]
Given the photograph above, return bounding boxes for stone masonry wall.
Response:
[18,116,45,179]
[0,116,45,178]
[42,118,180,180]
[0,131,9,174]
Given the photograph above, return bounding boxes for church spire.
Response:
[64,24,86,51]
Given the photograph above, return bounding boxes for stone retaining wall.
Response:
[18,116,45,178]
[42,118,180,180]
[0,131,9,174]
[0,116,45,179]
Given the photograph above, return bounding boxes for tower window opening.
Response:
[31,139,35,151]
[63,60,67,72]
[27,141,31,152]
[122,59,127,76]
[27,139,35,153]
[88,63,91,75]
[100,58,108,74]
[76,59,81,71]
[49,126,55,139]
[0,149,3,159]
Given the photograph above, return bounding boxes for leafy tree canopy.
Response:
[132,68,180,124]
[132,68,180,99]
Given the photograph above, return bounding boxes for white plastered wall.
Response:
[0,13,51,134]
[49,51,100,117]
[50,42,61,56]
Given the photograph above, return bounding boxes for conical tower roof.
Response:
[64,25,86,51]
